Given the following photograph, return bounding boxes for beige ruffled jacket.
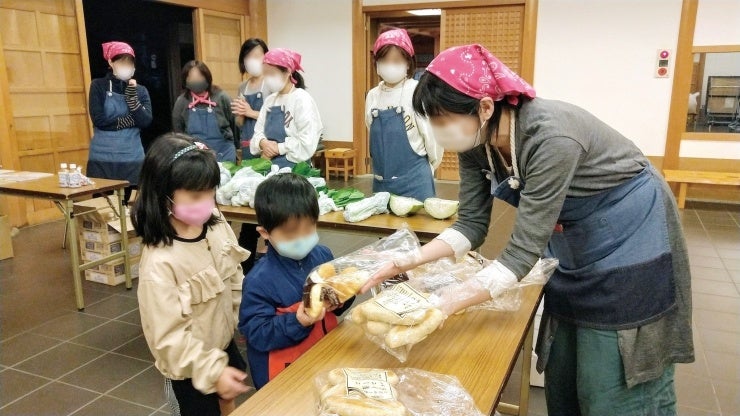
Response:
[138,212,249,394]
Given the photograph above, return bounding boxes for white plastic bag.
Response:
[343,192,390,223]
[318,191,341,216]
[314,368,484,416]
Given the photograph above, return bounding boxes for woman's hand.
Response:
[231,98,252,117]
[128,79,137,87]
[359,261,406,294]
[216,366,251,400]
[260,140,280,158]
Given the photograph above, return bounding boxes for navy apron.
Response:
[369,107,435,201]
[263,105,295,169]
[87,80,144,185]
[240,85,264,161]
[186,101,236,163]
[544,166,675,330]
[486,129,675,330]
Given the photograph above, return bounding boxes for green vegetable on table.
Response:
[240,158,273,175]
[221,161,240,176]
[327,187,365,208]
[292,161,322,178]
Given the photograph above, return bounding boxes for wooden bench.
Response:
[663,170,740,208]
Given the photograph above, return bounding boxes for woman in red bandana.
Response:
[364,44,692,416]
[248,48,322,169]
[365,29,442,201]
[87,41,152,205]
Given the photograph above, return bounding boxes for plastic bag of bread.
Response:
[348,256,558,362]
[302,227,421,319]
[314,368,484,416]
[347,282,444,362]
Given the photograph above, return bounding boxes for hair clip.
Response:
[172,142,208,162]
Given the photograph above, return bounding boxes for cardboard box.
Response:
[84,256,141,286]
[74,196,135,244]
[0,215,13,260]
[81,236,142,262]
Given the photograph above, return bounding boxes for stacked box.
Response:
[73,196,141,286]
[84,257,141,286]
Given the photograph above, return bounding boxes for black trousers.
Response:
[237,224,260,274]
[170,340,246,416]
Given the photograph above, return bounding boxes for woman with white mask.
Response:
[87,41,152,205]
[249,48,322,169]
[364,29,442,201]
[363,44,692,416]
[232,38,269,161]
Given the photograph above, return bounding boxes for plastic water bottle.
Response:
[68,164,81,188]
[58,163,69,187]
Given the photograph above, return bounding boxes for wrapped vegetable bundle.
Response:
[343,192,390,223]
[314,368,484,416]
[348,256,558,362]
[293,161,322,178]
[302,227,421,319]
[241,157,273,175]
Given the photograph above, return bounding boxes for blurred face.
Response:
[429,97,496,153]
[263,64,290,93]
[186,67,209,94]
[169,189,216,226]
[109,55,135,81]
[258,217,319,260]
[376,46,409,84]
[244,47,265,77]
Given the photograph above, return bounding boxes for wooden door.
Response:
[193,9,246,97]
[0,0,92,225]
[437,4,525,181]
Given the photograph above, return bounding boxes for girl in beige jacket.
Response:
[131,133,251,416]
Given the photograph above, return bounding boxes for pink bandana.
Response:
[373,28,414,57]
[427,44,536,105]
[188,91,216,109]
[263,48,303,85]
[102,41,135,61]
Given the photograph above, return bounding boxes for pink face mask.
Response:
[169,197,215,226]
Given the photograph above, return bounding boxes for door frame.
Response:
[351,0,538,175]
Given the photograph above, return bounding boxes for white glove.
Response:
[473,260,518,300]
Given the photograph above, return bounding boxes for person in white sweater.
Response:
[249,48,322,168]
[365,29,442,201]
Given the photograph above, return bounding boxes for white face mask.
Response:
[114,66,135,82]
[432,118,487,153]
[265,74,288,93]
[245,58,263,77]
[377,63,408,85]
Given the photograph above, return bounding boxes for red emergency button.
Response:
[658,67,668,76]
[660,50,670,59]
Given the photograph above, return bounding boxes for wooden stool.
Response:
[325,148,356,182]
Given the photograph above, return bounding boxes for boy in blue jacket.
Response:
[238,173,353,389]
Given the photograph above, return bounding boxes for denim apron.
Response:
[186,99,236,163]
[487,118,675,330]
[263,105,295,169]
[87,80,144,185]
[240,81,264,161]
[369,106,435,201]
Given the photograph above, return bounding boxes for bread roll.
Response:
[384,308,445,349]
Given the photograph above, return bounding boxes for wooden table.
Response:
[219,205,455,241]
[232,285,543,416]
[0,175,131,310]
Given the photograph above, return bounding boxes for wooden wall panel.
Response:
[437,4,525,181]
[0,0,92,225]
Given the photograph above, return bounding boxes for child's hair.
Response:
[254,173,319,233]
[181,60,221,95]
[238,38,268,75]
[373,44,416,78]
[131,132,221,246]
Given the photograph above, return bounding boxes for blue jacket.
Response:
[238,244,353,389]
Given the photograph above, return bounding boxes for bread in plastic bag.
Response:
[348,255,558,362]
[302,227,421,319]
[314,368,484,416]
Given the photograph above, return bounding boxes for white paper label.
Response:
[374,283,430,317]
[344,369,395,400]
